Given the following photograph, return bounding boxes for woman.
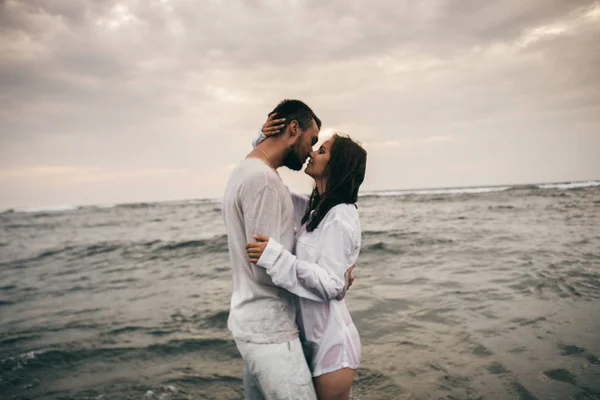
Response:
[246,114,367,400]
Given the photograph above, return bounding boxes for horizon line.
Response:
[2,178,599,213]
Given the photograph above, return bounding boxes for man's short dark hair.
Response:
[269,99,321,132]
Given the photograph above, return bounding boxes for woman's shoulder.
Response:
[324,203,360,227]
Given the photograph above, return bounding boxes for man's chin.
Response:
[282,149,305,171]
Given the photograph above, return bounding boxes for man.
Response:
[222,99,321,399]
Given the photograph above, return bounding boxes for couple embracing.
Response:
[223,99,367,400]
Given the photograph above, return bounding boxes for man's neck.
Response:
[252,141,285,169]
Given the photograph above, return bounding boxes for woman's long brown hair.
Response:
[301,134,367,232]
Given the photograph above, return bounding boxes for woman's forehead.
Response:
[322,137,335,149]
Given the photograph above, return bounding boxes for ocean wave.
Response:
[537,181,600,190]
[179,198,222,205]
[156,240,208,252]
[0,243,124,269]
[3,222,60,230]
[104,325,178,337]
[115,198,221,209]
[0,245,76,269]
[0,349,51,370]
[362,230,391,236]
[360,186,511,198]
[361,242,403,254]
[1,235,229,270]
[147,338,239,357]
[166,374,242,385]
[155,235,228,254]
[12,204,79,214]
[361,235,453,253]
[3,199,223,214]
[0,334,41,347]
[78,203,117,211]
[359,181,599,198]
[504,184,539,191]
[115,202,156,209]
[0,338,239,372]
[199,310,229,330]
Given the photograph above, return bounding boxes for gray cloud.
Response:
[0,0,598,208]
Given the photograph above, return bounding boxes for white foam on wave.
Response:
[361,186,510,197]
[0,349,49,366]
[537,180,600,190]
[361,180,600,198]
[15,204,79,214]
[179,198,222,205]
[3,198,224,214]
[95,203,118,209]
[76,203,117,210]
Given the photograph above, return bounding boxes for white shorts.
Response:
[235,338,317,400]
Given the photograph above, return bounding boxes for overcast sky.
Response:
[1,0,599,208]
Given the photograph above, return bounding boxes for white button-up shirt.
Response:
[256,188,362,377]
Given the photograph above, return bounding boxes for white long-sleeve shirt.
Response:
[222,157,299,344]
[252,130,362,376]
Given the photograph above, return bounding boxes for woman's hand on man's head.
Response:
[262,113,286,137]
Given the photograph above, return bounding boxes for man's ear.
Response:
[288,120,300,137]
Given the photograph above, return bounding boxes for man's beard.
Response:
[283,139,304,171]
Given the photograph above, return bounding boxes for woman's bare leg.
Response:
[314,368,356,400]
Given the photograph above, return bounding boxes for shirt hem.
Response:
[312,362,359,377]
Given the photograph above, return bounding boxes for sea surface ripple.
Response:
[1,183,599,399]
